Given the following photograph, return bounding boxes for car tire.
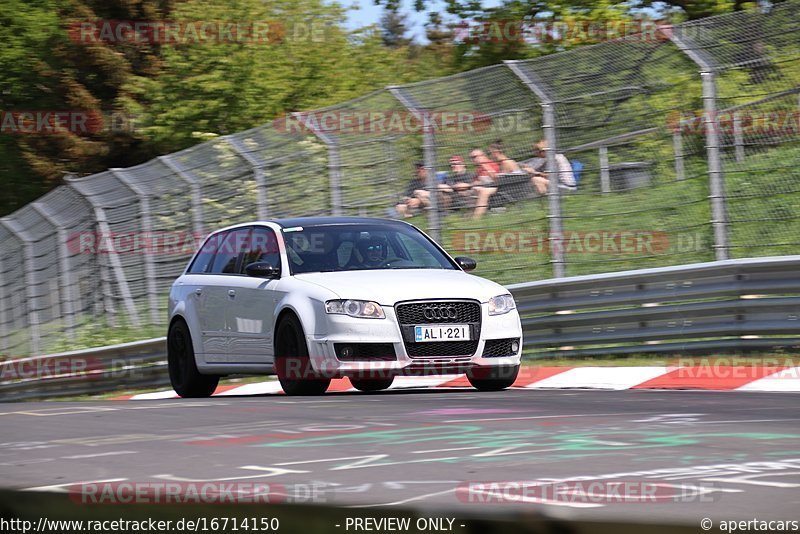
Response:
[168,319,219,398]
[350,377,394,392]
[275,314,330,396]
[467,364,519,391]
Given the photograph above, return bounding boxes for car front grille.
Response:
[395,300,482,359]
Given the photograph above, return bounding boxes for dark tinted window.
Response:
[210,229,250,274]
[188,232,223,273]
[240,227,281,273]
[283,224,456,274]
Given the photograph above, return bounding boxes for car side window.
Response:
[241,227,281,273]
[210,229,249,274]
[188,232,223,273]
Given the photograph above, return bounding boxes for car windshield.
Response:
[282,223,457,275]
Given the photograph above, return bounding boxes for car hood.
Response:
[293,269,507,305]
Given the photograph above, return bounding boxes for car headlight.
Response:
[325,299,385,319]
[488,294,516,315]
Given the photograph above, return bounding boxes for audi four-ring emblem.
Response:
[423,305,458,320]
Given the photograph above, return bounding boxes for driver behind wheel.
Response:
[358,236,389,268]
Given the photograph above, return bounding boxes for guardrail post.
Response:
[159,155,205,239]
[599,146,611,193]
[389,86,441,242]
[673,128,685,180]
[0,219,40,354]
[31,203,76,340]
[225,137,268,220]
[111,169,160,325]
[294,112,343,216]
[669,31,729,261]
[504,61,565,278]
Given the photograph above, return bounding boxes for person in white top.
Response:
[521,139,576,195]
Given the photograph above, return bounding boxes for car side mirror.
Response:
[454,256,477,272]
[245,261,280,279]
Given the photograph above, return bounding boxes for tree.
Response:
[129,0,456,152]
[380,8,412,48]
[0,0,173,216]
[378,0,777,21]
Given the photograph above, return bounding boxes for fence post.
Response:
[673,128,686,181]
[295,112,343,216]
[733,111,745,162]
[111,169,160,325]
[0,219,40,354]
[159,155,205,239]
[669,31,730,261]
[599,146,611,193]
[388,86,440,242]
[65,175,141,327]
[0,254,7,353]
[31,202,76,340]
[225,136,268,220]
[504,61,565,278]
[701,70,730,260]
[94,207,140,326]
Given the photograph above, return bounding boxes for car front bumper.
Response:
[306,304,522,377]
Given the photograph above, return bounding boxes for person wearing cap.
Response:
[395,161,430,218]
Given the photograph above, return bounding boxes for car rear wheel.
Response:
[467,364,519,391]
[168,319,219,398]
[275,315,330,396]
[350,377,394,392]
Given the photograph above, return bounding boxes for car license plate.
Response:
[414,325,470,342]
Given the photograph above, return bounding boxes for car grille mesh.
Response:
[482,338,519,358]
[396,301,481,324]
[396,300,482,359]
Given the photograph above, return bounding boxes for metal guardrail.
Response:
[0,338,167,401]
[1,256,798,400]
[510,255,800,358]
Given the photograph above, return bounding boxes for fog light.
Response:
[340,346,354,359]
[511,340,520,353]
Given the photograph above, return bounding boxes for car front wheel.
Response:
[350,376,394,392]
[275,315,330,396]
[168,319,219,398]
[467,364,519,391]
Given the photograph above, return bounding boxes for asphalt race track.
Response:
[2,389,799,526]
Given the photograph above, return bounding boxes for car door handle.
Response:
[194,288,202,296]
[228,289,236,298]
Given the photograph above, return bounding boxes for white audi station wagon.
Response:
[168,217,522,396]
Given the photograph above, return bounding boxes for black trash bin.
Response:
[609,162,652,191]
